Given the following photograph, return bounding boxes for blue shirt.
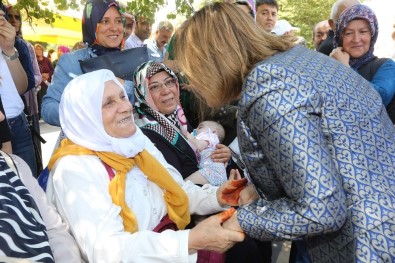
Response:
[146,39,166,62]
[368,59,395,106]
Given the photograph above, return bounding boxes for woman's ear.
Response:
[0,110,4,122]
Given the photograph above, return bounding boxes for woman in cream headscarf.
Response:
[46,69,249,262]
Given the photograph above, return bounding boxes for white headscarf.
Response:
[59,69,147,157]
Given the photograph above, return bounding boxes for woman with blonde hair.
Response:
[174,2,395,262]
[174,3,295,108]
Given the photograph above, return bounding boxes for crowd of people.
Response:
[1,0,395,262]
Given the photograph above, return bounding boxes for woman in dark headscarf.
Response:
[41,0,133,127]
[330,4,395,121]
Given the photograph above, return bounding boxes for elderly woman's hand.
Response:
[188,208,245,253]
[212,144,232,164]
[330,47,350,66]
[222,209,243,233]
[217,169,248,206]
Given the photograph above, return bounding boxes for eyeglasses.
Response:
[148,78,177,93]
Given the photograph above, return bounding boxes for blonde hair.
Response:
[34,43,44,50]
[174,2,296,108]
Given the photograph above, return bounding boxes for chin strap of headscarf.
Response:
[48,138,190,233]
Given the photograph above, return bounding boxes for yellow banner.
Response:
[22,15,82,46]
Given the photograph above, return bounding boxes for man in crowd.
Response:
[123,12,135,42]
[312,20,330,50]
[318,0,361,55]
[124,14,152,49]
[146,21,173,62]
[255,0,278,33]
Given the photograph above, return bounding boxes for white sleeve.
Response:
[13,155,81,263]
[144,141,225,215]
[47,155,197,263]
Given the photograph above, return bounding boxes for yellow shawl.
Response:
[48,138,190,232]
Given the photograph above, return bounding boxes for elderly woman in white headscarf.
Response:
[45,69,249,262]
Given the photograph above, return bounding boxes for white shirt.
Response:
[46,140,223,263]
[0,49,24,118]
[124,34,144,50]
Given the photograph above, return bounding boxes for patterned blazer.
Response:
[237,45,395,263]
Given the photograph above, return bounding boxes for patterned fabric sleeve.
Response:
[237,65,347,241]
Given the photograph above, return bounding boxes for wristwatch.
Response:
[2,48,19,61]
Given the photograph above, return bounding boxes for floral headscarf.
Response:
[133,61,196,163]
[82,0,122,55]
[334,4,378,69]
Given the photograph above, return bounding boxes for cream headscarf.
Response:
[59,69,147,157]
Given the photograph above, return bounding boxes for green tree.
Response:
[277,0,336,49]
[7,0,195,24]
[125,0,195,20]
[10,0,81,24]
[277,0,366,49]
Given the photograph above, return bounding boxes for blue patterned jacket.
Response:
[237,45,395,262]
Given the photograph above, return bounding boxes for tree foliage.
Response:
[276,0,366,49]
[11,0,81,24]
[9,0,366,50]
[124,0,195,21]
[7,0,195,24]
[277,0,337,49]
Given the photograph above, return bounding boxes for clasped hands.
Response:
[189,169,259,253]
[217,169,259,231]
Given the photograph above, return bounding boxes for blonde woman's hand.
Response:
[238,184,259,206]
[217,169,248,206]
[212,144,231,164]
[329,47,350,66]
